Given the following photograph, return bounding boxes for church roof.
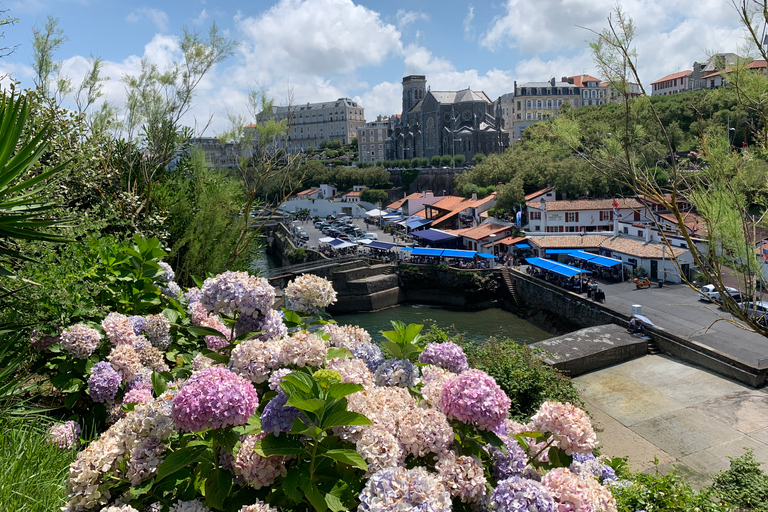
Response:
[429,88,491,105]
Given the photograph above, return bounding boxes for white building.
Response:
[357,115,389,163]
[387,190,441,217]
[272,98,365,154]
[650,70,692,96]
[280,198,374,218]
[525,198,647,233]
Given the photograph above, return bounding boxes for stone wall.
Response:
[397,264,502,310]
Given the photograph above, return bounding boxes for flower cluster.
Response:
[326,357,373,385]
[260,391,304,436]
[200,271,275,318]
[373,358,419,388]
[234,308,287,342]
[60,324,101,359]
[234,433,287,489]
[88,361,122,403]
[358,466,452,512]
[530,401,597,455]
[436,451,487,503]
[541,467,617,512]
[284,273,337,313]
[322,323,372,351]
[419,342,469,374]
[107,344,143,383]
[278,331,327,367]
[397,406,453,457]
[570,453,617,483]
[439,369,511,431]
[230,339,281,384]
[30,329,59,351]
[48,421,81,449]
[142,314,172,350]
[491,476,557,512]
[171,367,259,432]
[102,313,136,345]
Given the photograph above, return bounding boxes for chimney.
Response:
[645,226,651,243]
[426,190,433,198]
[561,76,568,83]
[472,192,478,201]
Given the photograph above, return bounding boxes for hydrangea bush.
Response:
[59,272,620,512]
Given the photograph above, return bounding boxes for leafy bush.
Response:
[612,462,726,512]
[465,338,583,421]
[709,449,768,511]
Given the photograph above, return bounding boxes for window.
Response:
[546,226,560,233]
[599,210,613,221]
[565,226,576,232]
[637,230,643,237]
[566,212,579,222]
[529,211,541,220]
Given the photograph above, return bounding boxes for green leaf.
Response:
[326,347,352,360]
[379,340,402,359]
[254,434,306,456]
[282,309,303,326]
[517,430,547,440]
[306,481,328,512]
[285,397,325,414]
[188,325,228,338]
[404,323,424,342]
[479,429,506,451]
[156,445,208,481]
[162,308,180,324]
[326,382,364,401]
[63,390,81,409]
[129,478,154,497]
[282,372,315,394]
[282,466,304,502]
[212,428,240,453]
[151,371,168,396]
[547,446,573,468]
[325,492,346,512]
[234,330,263,341]
[321,448,368,471]
[321,411,371,430]
[204,468,233,509]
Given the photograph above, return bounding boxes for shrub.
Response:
[465,338,583,421]
[709,448,768,511]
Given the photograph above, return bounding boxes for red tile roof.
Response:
[483,235,526,247]
[449,223,510,241]
[428,193,497,226]
[526,198,643,212]
[524,186,554,201]
[651,70,692,85]
[702,60,767,79]
[568,74,601,87]
[388,192,427,210]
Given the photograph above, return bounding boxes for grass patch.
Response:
[0,413,76,511]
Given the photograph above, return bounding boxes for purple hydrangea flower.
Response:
[128,315,146,335]
[60,324,101,359]
[440,369,511,431]
[182,287,202,305]
[260,391,305,436]
[200,271,275,318]
[374,358,419,388]
[351,342,385,372]
[143,314,172,350]
[235,308,287,342]
[358,466,452,512]
[88,361,121,403]
[491,477,557,512]
[47,421,81,449]
[489,432,528,480]
[157,261,175,283]
[419,342,469,374]
[159,281,181,299]
[172,367,259,432]
[268,369,293,391]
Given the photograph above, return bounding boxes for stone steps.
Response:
[501,268,525,309]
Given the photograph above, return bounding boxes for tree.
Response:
[31,16,70,102]
[431,155,441,167]
[495,177,525,212]
[453,154,466,166]
[472,153,485,165]
[360,188,388,205]
[570,5,768,336]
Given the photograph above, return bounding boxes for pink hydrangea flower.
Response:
[171,367,259,432]
[530,401,597,455]
[541,467,617,512]
[47,420,81,449]
[60,323,101,359]
[439,369,511,431]
[234,433,287,489]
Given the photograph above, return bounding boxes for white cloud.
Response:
[235,0,403,76]
[463,5,475,40]
[396,9,429,29]
[354,80,401,118]
[126,8,169,33]
[193,9,209,26]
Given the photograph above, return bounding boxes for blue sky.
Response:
[0,0,748,135]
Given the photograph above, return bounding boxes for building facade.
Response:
[385,75,509,162]
[650,70,692,96]
[272,98,365,154]
[357,115,389,163]
[509,78,581,139]
[189,137,240,168]
[525,198,647,233]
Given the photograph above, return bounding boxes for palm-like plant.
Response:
[0,87,70,288]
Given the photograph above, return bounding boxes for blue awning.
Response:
[328,239,344,246]
[525,257,590,278]
[477,253,495,259]
[546,249,574,254]
[412,248,444,257]
[406,217,432,229]
[571,250,621,267]
[515,243,531,248]
[400,247,414,251]
[368,241,396,251]
[412,229,458,242]
[441,249,476,259]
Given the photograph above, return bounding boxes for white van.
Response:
[362,232,378,240]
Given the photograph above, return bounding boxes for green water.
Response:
[334,305,551,346]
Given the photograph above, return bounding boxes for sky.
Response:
[0,0,752,136]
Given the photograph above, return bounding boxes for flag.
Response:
[516,211,522,226]
[612,198,620,218]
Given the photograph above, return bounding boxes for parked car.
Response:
[321,226,332,234]
[362,232,378,240]
[736,300,768,325]
[338,234,351,242]
[698,284,739,302]
[314,221,326,229]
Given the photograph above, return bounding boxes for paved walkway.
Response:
[574,354,768,488]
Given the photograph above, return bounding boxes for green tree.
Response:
[30,16,70,102]
[472,153,485,165]
[431,155,441,167]
[440,155,453,166]
[360,188,388,205]
[495,176,525,211]
[453,154,466,166]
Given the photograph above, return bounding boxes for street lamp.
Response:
[489,234,497,268]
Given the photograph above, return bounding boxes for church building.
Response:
[385,75,509,162]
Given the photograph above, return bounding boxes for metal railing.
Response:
[263,256,368,278]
